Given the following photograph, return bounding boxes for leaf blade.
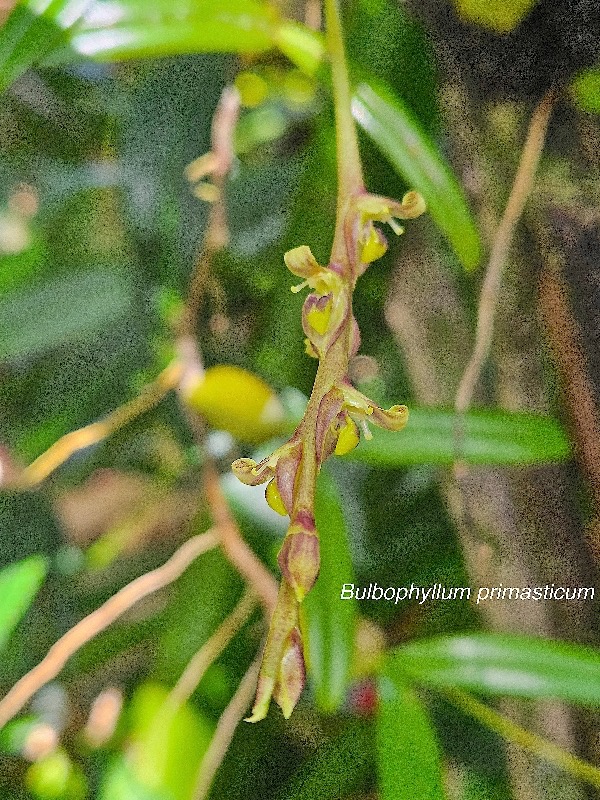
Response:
[346,407,570,466]
[304,468,356,712]
[352,80,481,271]
[378,667,446,800]
[393,633,600,707]
[0,556,47,651]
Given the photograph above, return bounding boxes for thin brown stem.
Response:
[539,260,600,511]
[0,528,219,730]
[181,86,240,339]
[191,656,261,800]
[445,689,600,790]
[203,460,278,613]
[164,589,257,714]
[13,363,182,489]
[455,89,556,415]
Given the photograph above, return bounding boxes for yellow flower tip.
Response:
[356,195,392,222]
[245,677,275,723]
[400,190,427,218]
[384,404,409,430]
[335,416,360,455]
[305,298,332,335]
[192,182,220,202]
[265,479,288,516]
[304,338,319,358]
[284,245,320,279]
[360,226,388,263]
[184,151,218,183]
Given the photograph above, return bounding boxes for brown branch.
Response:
[0,528,219,730]
[191,655,261,800]
[539,262,600,511]
[455,89,556,415]
[181,86,240,339]
[13,363,182,489]
[164,588,257,713]
[203,461,278,613]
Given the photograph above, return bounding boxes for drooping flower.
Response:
[354,190,426,271]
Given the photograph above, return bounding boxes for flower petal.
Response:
[284,244,320,279]
[231,457,274,486]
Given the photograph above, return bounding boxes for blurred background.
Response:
[1,0,600,798]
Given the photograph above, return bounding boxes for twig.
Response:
[455,89,556,415]
[14,362,182,489]
[191,656,261,800]
[0,528,219,730]
[539,259,600,510]
[444,688,600,790]
[181,86,240,339]
[164,588,257,713]
[203,460,278,613]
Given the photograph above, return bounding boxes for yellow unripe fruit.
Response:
[185,365,286,445]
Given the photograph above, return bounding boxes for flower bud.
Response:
[278,512,320,602]
[273,628,305,719]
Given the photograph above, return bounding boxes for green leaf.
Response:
[0,0,323,93]
[393,633,600,706]
[304,468,356,712]
[0,556,47,651]
[274,22,325,76]
[71,0,278,61]
[281,721,373,800]
[346,407,570,466]
[377,667,446,800]
[452,0,538,33]
[0,0,92,93]
[352,80,481,271]
[0,269,132,361]
[123,682,213,800]
[571,68,600,115]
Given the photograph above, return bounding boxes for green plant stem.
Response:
[292,0,363,513]
[444,688,600,790]
[324,0,364,249]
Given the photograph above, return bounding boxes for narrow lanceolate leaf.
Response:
[377,667,446,800]
[347,407,570,467]
[71,0,279,60]
[392,633,600,707]
[352,80,481,271]
[0,0,94,93]
[0,0,324,94]
[304,469,356,712]
[0,269,132,361]
[0,556,47,651]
